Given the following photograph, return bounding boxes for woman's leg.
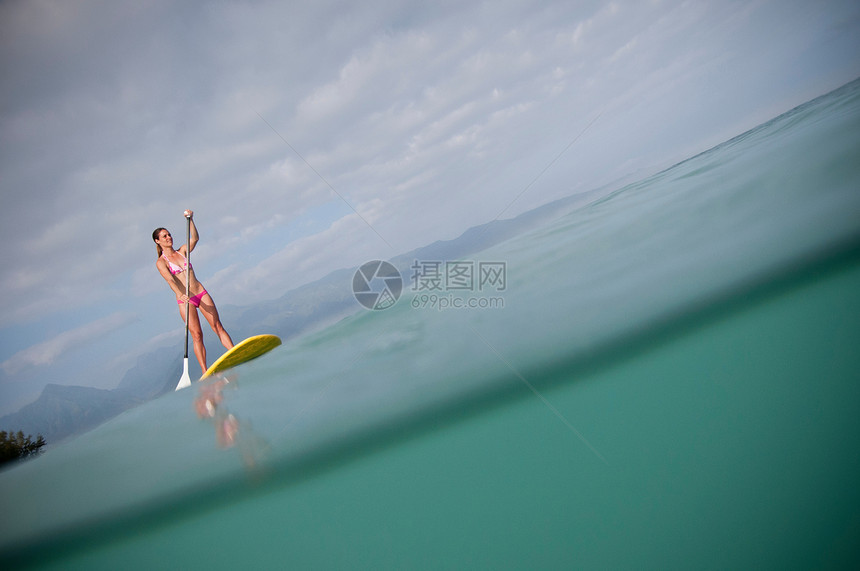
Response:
[197,293,234,350]
[179,303,207,372]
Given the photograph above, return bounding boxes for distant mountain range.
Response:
[0,344,183,445]
[0,185,608,446]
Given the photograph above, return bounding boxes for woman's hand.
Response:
[184,209,194,219]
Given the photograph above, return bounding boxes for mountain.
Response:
[0,384,139,445]
[0,185,611,446]
[0,341,183,446]
[226,183,609,338]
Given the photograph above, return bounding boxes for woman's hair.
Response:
[152,227,167,258]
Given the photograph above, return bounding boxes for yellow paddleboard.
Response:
[201,334,281,379]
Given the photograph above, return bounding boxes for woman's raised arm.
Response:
[184,209,199,253]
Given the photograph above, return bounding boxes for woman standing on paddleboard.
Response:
[153,210,234,373]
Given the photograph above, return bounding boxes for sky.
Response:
[1,0,859,416]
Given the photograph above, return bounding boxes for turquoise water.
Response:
[2,78,859,569]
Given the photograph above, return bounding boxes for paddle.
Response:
[175,212,192,390]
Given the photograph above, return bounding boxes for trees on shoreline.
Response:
[0,431,46,465]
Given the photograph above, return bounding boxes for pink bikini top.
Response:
[162,252,191,275]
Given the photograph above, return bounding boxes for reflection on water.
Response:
[194,375,269,472]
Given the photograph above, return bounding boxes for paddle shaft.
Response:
[184,215,191,359]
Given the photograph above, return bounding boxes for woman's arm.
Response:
[156,259,188,299]
[185,210,199,253]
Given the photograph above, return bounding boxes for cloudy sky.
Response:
[1,0,858,415]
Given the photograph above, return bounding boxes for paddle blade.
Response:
[176,358,192,391]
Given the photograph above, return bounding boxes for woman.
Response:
[153,210,233,374]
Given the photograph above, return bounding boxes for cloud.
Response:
[1,312,137,376]
[103,327,182,377]
[208,211,389,305]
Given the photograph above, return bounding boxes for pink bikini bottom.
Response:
[178,290,208,307]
